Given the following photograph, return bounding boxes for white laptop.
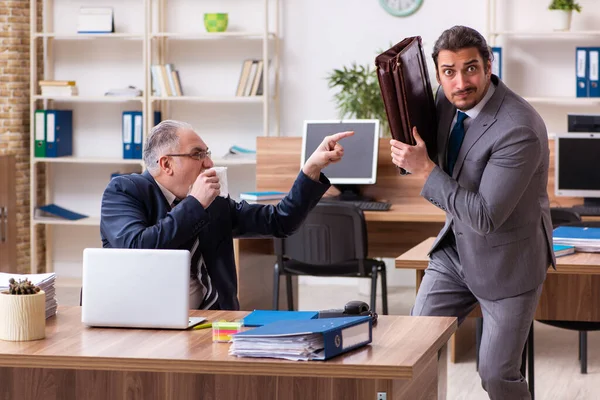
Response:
[81,248,206,329]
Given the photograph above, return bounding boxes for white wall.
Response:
[49,0,600,284]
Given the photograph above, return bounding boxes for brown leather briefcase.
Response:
[375,36,438,168]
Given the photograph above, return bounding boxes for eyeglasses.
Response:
[159,150,212,162]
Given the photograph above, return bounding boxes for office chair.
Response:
[537,208,599,374]
[272,202,389,315]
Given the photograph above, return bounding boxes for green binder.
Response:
[34,109,46,158]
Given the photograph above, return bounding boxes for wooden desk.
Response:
[0,307,457,400]
[395,237,600,361]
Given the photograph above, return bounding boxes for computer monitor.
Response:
[555,133,600,207]
[301,119,380,201]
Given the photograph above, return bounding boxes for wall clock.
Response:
[379,0,424,17]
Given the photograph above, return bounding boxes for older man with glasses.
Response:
[100,120,353,310]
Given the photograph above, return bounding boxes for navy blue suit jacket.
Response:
[100,170,330,310]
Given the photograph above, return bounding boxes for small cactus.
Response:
[7,278,41,295]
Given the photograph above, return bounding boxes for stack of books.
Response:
[229,315,372,361]
[0,273,57,319]
[235,59,264,97]
[39,80,78,97]
[150,64,183,97]
[553,244,575,257]
[239,191,286,202]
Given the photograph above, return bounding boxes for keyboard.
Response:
[568,206,600,216]
[554,206,600,217]
[348,201,392,212]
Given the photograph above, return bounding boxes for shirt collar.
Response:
[155,180,177,207]
[461,81,496,121]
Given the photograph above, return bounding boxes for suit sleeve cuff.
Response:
[298,170,331,188]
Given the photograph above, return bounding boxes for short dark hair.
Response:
[432,26,493,73]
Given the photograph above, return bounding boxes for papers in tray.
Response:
[0,273,57,319]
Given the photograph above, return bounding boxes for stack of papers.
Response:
[230,333,325,361]
[39,80,78,97]
[553,226,600,253]
[0,273,57,319]
[104,86,143,97]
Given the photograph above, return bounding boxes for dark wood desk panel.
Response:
[0,307,457,400]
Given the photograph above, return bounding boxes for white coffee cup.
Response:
[211,166,228,198]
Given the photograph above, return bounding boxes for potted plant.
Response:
[0,278,46,341]
[548,0,582,31]
[326,62,390,137]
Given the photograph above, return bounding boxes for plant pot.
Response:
[0,290,46,341]
[549,10,572,31]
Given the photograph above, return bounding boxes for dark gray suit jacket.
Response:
[423,76,555,301]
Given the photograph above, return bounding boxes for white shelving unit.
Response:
[29,1,148,274]
[29,0,280,275]
[486,0,600,136]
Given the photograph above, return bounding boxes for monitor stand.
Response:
[329,184,373,202]
[583,198,600,207]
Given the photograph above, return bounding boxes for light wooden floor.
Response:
[56,284,600,400]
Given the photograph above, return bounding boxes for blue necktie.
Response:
[446,111,468,176]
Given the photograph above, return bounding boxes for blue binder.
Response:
[233,316,372,360]
[123,111,161,160]
[37,204,87,220]
[243,310,319,327]
[132,111,143,159]
[45,110,73,157]
[491,46,502,80]
[122,111,134,159]
[576,47,588,98]
[588,47,600,97]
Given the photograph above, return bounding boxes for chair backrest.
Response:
[275,202,367,265]
[550,208,581,228]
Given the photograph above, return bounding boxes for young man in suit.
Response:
[390,26,554,399]
[100,120,353,311]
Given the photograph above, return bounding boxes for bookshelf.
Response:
[486,0,600,136]
[29,1,148,276]
[29,0,280,277]
[147,0,280,159]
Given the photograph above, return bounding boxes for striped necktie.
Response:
[189,239,219,310]
[171,198,219,309]
[446,111,468,176]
